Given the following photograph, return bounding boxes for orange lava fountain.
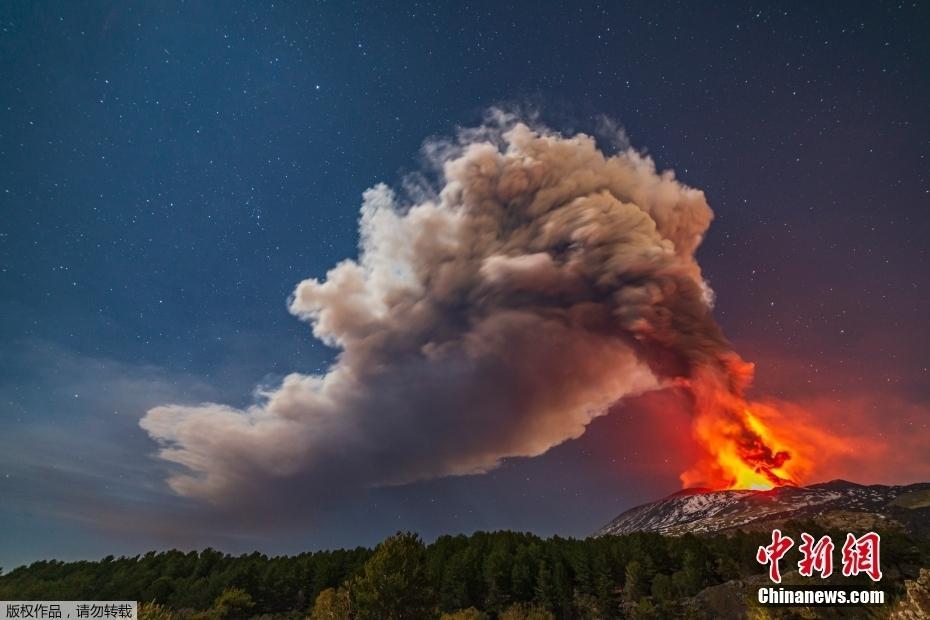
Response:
[680,361,810,491]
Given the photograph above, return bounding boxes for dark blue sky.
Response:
[1,1,928,568]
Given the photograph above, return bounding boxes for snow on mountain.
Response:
[596,480,930,537]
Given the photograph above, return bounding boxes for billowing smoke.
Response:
[141,112,755,509]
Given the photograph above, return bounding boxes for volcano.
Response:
[595,480,930,537]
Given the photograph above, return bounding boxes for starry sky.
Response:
[1,1,929,569]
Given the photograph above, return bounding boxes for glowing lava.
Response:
[680,363,809,491]
[694,407,801,490]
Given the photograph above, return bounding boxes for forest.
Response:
[1,522,926,619]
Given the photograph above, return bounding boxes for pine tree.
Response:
[310,587,351,620]
[350,532,435,620]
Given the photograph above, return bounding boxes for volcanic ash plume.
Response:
[141,114,800,509]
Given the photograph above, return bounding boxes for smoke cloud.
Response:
[141,112,749,510]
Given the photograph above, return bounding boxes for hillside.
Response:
[597,480,930,538]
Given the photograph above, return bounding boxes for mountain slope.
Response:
[596,480,930,537]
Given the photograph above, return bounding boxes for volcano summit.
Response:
[596,480,930,537]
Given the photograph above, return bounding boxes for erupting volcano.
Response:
[686,393,801,491]
[619,348,810,494]
[142,114,841,511]
[678,363,806,492]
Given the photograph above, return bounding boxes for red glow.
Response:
[680,361,816,491]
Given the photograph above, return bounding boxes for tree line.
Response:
[1,523,925,618]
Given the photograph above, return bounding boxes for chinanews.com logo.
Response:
[754,529,884,606]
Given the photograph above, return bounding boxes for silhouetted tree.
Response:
[212,587,254,620]
[310,587,351,620]
[623,560,646,605]
[350,532,435,620]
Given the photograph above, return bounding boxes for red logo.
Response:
[757,530,881,583]
[798,533,835,578]
[841,532,882,582]
[756,529,794,583]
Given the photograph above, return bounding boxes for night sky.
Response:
[1,2,929,569]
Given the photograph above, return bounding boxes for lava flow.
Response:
[680,362,808,491]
